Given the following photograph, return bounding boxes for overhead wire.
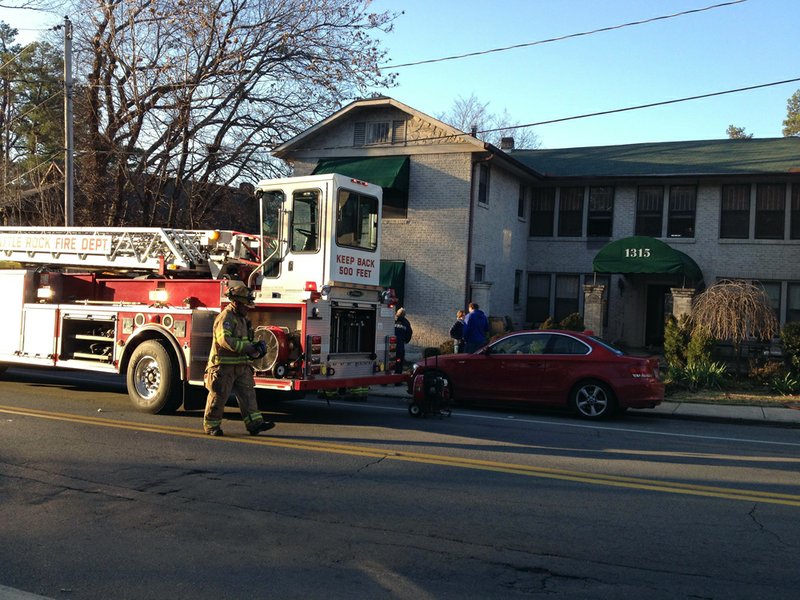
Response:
[274,76,800,152]
[381,0,748,69]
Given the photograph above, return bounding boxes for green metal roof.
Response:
[510,138,800,179]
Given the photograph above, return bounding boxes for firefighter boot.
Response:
[248,420,275,436]
[207,427,224,437]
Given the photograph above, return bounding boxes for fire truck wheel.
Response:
[126,340,182,414]
[408,402,423,417]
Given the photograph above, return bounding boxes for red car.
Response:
[408,330,664,419]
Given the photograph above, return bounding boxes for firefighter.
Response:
[203,282,275,437]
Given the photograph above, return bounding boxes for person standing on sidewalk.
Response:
[449,310,466,353]
[203,282,275,437]
[462,302,489,353]
[394,307,413,374]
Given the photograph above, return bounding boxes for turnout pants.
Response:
[203,364,265,433]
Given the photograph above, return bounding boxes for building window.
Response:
[530,188,555,237]
[526,274,551,325]
[668,185,696,238]
[635,186,664,237]
[558,187,584,237]
[555,275,580,322]
[477,163,490,206]
[353,120,406,146]
[756,281,782,326]
[514,270,522,305]
[474,264,485,283]
[720,184,751,239]
[587,186,613,237]
[517,184,527,219]
[792,185,800,240]
[788,283,800,323]
[755,183,786,239]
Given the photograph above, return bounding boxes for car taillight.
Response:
[630,365,656,379]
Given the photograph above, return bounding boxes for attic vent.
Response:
[354,120,407,147]
[500,137,515,150]
[353,122,366,146]
[391,120,406,144]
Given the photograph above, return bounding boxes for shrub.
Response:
[539,317,556,330]
[686,327,714,366]
[663,315,691,369]
[438,339,455,355]
[669,361,728,392]
[780,321,800,374]
[558,312,585,331]
[770,371,800,396]
[749,359,785,385]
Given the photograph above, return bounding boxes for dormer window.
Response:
[354,120,406,146]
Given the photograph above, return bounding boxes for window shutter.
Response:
[391,120,406,144]
[353,122,366,147]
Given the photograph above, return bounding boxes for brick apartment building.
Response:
[273,97,800,355]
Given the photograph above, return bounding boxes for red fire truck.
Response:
[0,173,403,413]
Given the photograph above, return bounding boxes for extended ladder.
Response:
[0,226,223,272]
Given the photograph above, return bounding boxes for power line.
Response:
[478,76,800,136]
[381,0,748,69]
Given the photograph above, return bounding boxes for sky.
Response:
[370,0,799,148]
[1,0,797,150]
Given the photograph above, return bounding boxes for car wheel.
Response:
[570,380,616,420]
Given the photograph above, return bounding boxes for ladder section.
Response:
[0,227,218,272]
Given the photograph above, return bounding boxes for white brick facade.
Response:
[274,98,800,352]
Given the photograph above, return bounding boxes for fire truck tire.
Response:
[126,340,182,414]
[408,402,423,417]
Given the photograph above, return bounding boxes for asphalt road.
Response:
[1,368,799,599]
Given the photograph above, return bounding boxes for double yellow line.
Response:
[3,404,800,507]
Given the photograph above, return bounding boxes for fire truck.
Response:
[0,173,403,413]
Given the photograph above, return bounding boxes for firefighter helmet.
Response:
[226,282,255,307]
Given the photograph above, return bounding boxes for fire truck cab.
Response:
[0,173,402,414]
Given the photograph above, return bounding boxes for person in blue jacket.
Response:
[462,302,489,353]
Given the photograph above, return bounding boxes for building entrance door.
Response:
[645,285,672,347]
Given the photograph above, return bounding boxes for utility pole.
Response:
[63,16,74,226]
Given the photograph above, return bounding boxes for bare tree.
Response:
[437,93,541,149]
[691,279,778,373]
[67,0,397,227]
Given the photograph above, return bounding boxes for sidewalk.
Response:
[370,384,800,426]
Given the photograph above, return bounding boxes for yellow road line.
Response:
[3,404,800,507]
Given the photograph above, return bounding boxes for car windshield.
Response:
[590,336,625,356]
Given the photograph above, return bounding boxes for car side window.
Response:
[546,334,590,355]
[491,334,537,355]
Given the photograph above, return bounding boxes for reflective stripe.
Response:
[243,412,263,425]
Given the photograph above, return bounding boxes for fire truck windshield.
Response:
[336,189,378,251]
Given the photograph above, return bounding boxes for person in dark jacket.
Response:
[394,307,413,373]
[462,302,489,353]
[449,309,466,353]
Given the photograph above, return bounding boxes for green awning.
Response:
[313,156,409,191]
[380,260,406,306]
[593,236,703,282]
